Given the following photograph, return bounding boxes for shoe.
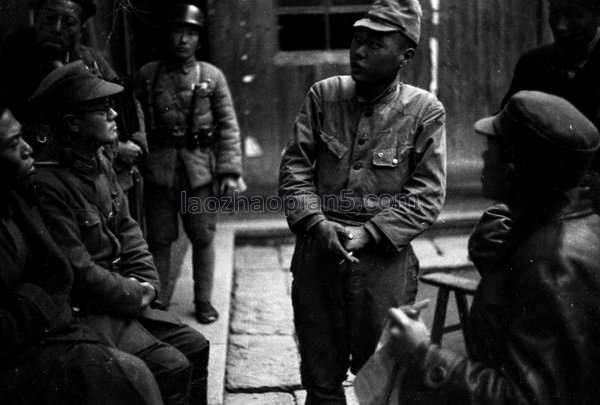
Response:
[195,301,219,324]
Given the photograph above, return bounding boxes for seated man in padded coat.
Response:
[385,91,600,404]
[30,61,209,405]
[0,98,161,404]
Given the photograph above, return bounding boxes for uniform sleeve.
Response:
[33,175,145,317]
[212,68,243,177]
[399,254,586,405]
[114,183,160,291]
[366,99,447,251]
[468,203,514,275]
[278,85,328,234]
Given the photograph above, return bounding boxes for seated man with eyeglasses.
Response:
[0,94,162,405]
[30,61,210,405]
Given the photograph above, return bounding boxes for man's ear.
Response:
[62,114,79,133]
[398,47,415,69]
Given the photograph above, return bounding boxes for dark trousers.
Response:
[0,328,162,405]
[83,312,209,405]
[145,166,216,306]
[291,234,419,405]
[139,317,209,405]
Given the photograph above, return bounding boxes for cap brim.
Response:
[473,116,497,137]
[83,81,124,102]
[353,18,399,33]
[96,81,124,98]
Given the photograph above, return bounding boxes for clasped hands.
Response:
[310,220,372,263]
[130,277,157,309]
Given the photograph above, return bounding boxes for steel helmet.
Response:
[167,4,204,28]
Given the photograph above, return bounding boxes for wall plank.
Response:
[208,0,546,195]
[436,0,542,193]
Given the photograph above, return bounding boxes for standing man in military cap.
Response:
[135,3,243,322]
[383,91,600,404]
[30,61,210,405]
[278,0,446,402]
[0,0,148,229]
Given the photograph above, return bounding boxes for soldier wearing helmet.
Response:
[135,4,243,323]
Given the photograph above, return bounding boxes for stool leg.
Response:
[430,287,450,345]
[455,292,471,348]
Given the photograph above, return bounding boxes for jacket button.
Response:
[378,152,384,157]
[392,158,398,164]
[429,366,447,383]
[353,163,362,170]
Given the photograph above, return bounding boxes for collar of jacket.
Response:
[510,186,594,236]
[57,147,102,180]
[164,55,198,74]
[356,74,402,109]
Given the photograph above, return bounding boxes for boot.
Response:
[192,243,218,323]
[189,377,207,405]
[150,244,173,306]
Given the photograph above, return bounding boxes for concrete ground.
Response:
[167,205,485,405]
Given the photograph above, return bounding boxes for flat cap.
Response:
[30,60,122,112]
[354,0,422,45]
[475,90,600,187]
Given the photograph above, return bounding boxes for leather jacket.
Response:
[400,187,600,404]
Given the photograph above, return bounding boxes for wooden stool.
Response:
[420,272,479,345]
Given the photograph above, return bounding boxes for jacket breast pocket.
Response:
[74,209,103,253]
[319,130,348,159]
[372,147,399,167]
[371,142,413,192]
[153,90,177,115]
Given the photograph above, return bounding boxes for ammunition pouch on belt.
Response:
[150,126,215,149]
[186,126,215,149]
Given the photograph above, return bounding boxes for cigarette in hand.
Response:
[339,251,354,265]
[403,299,430,319]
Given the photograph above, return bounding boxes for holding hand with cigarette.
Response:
[310,220,359,263]
[384,300,431,364]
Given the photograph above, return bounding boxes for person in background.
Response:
[0,97,162,405]
[0,0,147,228]
[502,0,600,210]
[30,61,209,405]
[278,0,446,402]
[386,91,600,404]
[135,3,243,321]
